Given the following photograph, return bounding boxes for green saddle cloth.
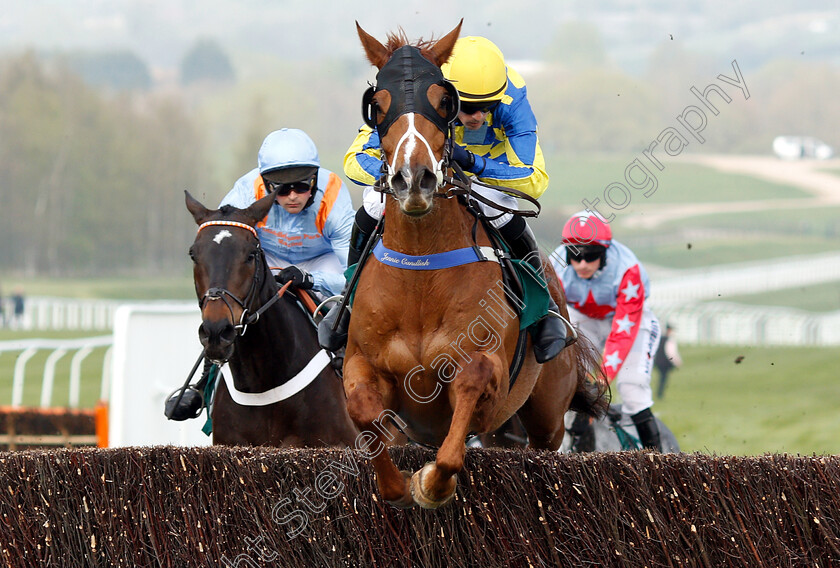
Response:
[343,257,550,330]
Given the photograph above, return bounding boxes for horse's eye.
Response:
[247,250,258,263]
[440,95,451,109]
[188,248,196,262]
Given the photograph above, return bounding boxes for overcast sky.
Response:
[2,0,837,75]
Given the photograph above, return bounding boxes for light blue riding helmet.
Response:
[258,128,320,182]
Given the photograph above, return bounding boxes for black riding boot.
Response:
[631,408,662,451]
[501,217,569,363]
[164,359,211,421]
[317,209,377,352]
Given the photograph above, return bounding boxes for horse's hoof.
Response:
[410,462,456,509]
[385,471,417,509]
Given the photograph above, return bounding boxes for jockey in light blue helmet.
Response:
[220,128,355,297]
[168,128,355,422]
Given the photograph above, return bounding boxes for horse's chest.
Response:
[355,267,513,375]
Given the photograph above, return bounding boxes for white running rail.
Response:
[0,336,113,408]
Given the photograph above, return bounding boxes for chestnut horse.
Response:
[186,190,358,447]
[345,22,608,508]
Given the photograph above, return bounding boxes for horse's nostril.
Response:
[198,324,209,345]
[418,169,438,192]
[391,173,408,193]
[219,324,236,344]
[201,320,236,346]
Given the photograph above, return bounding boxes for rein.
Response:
[168,220,325,416]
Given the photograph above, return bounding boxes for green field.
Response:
[532,155,840,272]
[726,281,840,312]
[541,155,811,209]
[0,331,110,408]
[1,275,195,301]
[649,344,840,456]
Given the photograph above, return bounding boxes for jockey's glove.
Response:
[276,266,314,289]
[449,140,475,171]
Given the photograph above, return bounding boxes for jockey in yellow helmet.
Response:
[325,36,566,364]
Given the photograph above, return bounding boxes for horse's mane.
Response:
[383,29,440,62]
[217,204,239,217]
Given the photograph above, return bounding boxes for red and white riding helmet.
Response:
[561,210,612,248]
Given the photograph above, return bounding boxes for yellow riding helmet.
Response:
[441,36,508,103]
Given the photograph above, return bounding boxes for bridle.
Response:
[165,220,317,418]
[364,45,542,220]
[196,220,291,341]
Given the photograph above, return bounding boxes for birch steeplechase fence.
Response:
[0,446,836,567]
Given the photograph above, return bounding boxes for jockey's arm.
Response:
[468,130,549,199]
[601,266,646,382]
[312,185,355,297]
[463,83,549,199]
[344,126,383,187]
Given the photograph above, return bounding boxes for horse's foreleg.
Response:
[411,352,502,509]
[344,358,414,508]
[517,359,576,450]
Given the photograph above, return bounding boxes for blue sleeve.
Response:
[344,126,385,187]
[311,185,355,296]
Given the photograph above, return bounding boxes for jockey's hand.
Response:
[448,140,475,171]
[276,266,314,289]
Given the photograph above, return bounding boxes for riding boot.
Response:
[165,359,211,421]
[631,408,662,451]
[501,217,569,363]
[318,209,377,352]
[568,412,595,453]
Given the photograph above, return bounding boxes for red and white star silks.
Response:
[601,265,645,382]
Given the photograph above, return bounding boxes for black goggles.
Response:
[567,248,604,263]
[265,177,315,196]
[459,101,498,115]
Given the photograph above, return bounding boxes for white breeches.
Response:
[569,307,661,416]
[362,185,517,228]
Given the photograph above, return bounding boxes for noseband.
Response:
[196,220,291,340]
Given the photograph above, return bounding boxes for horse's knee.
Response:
[346,384,386,427]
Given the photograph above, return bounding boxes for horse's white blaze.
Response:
[213,229,232,244]
[402,114,417,165]
[387,113,444,186]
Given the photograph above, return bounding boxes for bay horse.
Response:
[345,22,608,508]
[185,190,359,447]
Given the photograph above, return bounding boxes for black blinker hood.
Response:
[364,45,458,138]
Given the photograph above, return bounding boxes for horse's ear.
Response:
[243,189,278,226]
[356,21,389,69]
[428,19,462,67]
[185,190,214,225]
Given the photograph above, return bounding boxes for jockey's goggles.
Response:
[459,101,498,115]
[567,247,604,264]
[265,176,315,196]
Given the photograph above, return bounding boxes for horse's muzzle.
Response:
[198,319,236,361]
[392,165,438,216]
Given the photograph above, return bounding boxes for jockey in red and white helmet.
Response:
[550,210,663,451]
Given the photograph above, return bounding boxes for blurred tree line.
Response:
[1,27,839,277]
[0,52,205,277]
[528,25,840,155]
